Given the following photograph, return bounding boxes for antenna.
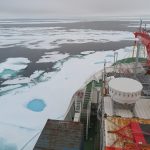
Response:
[114,51,118,73]
[139,19,143,32]
[145,24,147,31]
[102,59,106,96]
[134,42,140,78]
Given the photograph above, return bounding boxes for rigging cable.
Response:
[20,131,41,150]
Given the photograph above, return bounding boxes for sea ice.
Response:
[36,52,69,63]
[0,58,30,79]
[0,27,134,49]
[80,51,95,55]
[0,69,16,79]
[0,20,80,25]
[0,137,18,150]
[0,85,22,93]
[128,23,150,28]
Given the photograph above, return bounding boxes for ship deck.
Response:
[104,96,150,119]
[84,115,100,150]
[104,116,150,150]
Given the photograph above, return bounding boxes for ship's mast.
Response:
[134,42,140,78]
[134,20,150,68]
[102,59,106,96]
[113,51,118,73]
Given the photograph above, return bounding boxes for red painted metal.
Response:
[106,147,122,150]
[130,122,147,144]
[108,122,149,150]
[106,144,150,150]
[108,123,134,142]
[134,30,150,65]
[77,91,83,98]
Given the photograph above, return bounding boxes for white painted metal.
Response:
[104,96,150,119]
[109,78,143,104]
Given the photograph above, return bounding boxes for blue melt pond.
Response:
[27,99,46,112]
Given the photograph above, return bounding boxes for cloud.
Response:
[0,0,150,18]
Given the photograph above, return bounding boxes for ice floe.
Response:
[0,69,16,79]
[0,85,22,93]
[30,71,44,79]
[0,58,30,80]
[0,70,57,96]
[0,137,17,150]
[128,22,150,28]
[2,77,31,85]
[0,27,133,49]
[36,52,69,63]
[80,51,95,55]
[0,58,30,72]
[2,71,47,86]
[0,19,80,25]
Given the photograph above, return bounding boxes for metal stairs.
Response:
[83,82,92,109]
[81,81,93,139]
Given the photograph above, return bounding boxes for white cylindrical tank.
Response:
[109,78,143,104]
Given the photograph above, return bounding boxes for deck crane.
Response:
[133,20,150,67]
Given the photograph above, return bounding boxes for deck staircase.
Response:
[80,80,101,139]
[93,80,102,87]
[81,81,93,139]
[83,82,92,109]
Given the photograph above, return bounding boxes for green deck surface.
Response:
[84,115,100,150]
[83,82,92,109]
[113,57,146,65]
[93,80,102,87]
[82,80,101,150]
